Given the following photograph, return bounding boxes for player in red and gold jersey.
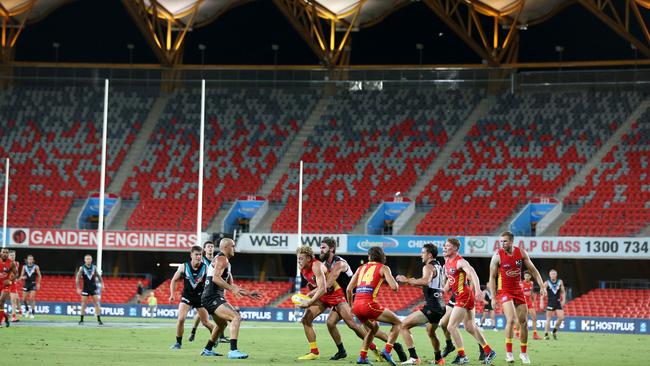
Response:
[295,245,392,361]
[443,238,495,365]
[346,246,402,366]
[488,231,546,364]
[8,251,22,321]
[0,248,18,327]
[521,271,541,340]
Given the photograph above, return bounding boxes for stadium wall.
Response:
[8,302,648,335]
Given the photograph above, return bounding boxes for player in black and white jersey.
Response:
[188,241,227,343]
[540,269,565,340]
[319,237,407,362]
[75,254,103,325]
[396,243,446,365]
[169,245,214,350]
[21,255,41,319]
[200,238,261,359]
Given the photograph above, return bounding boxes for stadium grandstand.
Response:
[0,2,648,359]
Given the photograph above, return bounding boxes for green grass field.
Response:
[4,315,649,365]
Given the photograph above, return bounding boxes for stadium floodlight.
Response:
[349,81,363,91]
[555,45,564,67]
[198,44,207,69]
[127,45,135,64]
[52,42,60,63]
[271,44,279,65]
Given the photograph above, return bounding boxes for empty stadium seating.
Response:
[122,87,319,231]
[561,109,650,236]
[0,86,154,228]
[563,288,650,318]
[34,275,148,304]
[417,90,642,235]
[271,88,482,233]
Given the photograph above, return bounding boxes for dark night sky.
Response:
[14,0,641,65]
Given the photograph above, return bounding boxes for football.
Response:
[291,293,311,306]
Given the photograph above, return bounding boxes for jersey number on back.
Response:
[358,265,377,286]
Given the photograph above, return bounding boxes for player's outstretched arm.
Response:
[212,256,244,296]
[169,264,183,302]
[460,259,482,299]
[539,281,547,308]
[96,270,104,290]
[488,254,499,308]
[521,248,546,298]
[36,265,42,290]
[346,268,360,304]
[300,262,327,308]
[75,267,82,295]
[8,262,16,281]
[325,261,347,289]
[397,264,434,287]
[382,265,399,292]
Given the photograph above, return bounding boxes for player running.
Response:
[21,254,41,319]
[319,237,407,362]
[75,254,103,325]
[346,246,402,366]
[487,231,546,364]
[189,240,228,343]
[169,245,215,350]
[540,269,565,340]
[200,238,261,359]
[7,251,22,321]
[395,243,446,365]
[521,271,541,340]
[443,238,496,365]
[0,248,17,327]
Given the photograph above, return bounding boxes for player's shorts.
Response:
[446,294,456,308]
[525,296,534,310]
[420,304,445,324]
[23,282,36,292]
[9,282,19,294]
[353,300,385,323]
[483,301,494,311]
[454,292,475,310]
[320,289,347,308]
[546,300,562,311]
[203,295,227,315]
[82,285,98,296]
[181,295,203,309]
[1,278,10,293]
[497,290,527,306]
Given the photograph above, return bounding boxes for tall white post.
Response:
[294,160,304,294]
[97,79,109,274]
[197,80,206,244]
[2,158,9,248]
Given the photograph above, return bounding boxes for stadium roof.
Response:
[9,0,572,27]
[2,0,649,67]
